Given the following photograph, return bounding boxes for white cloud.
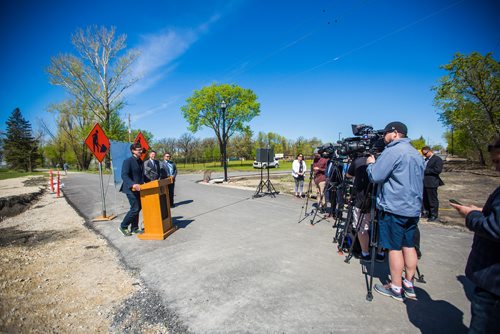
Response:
[128,15,221,96]
[131,96,180,122]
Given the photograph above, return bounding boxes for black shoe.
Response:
[170,203,176,208]
[360,253,371,262]
[427,216,438,222]
[376,253,386,263]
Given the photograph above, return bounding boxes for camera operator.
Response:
[312,148,329,212]
[450,137,500,333]
[366,121,425,301]
[346,156,385,262]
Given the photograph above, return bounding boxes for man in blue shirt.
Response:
[160,152,177,207]
[366,121,425,301]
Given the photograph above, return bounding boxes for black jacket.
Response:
[423,154,444,188]
[120,156,144,194]
[465,186,500,297]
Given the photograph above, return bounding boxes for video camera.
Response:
[338,124,385,157]
[317,142,343,159]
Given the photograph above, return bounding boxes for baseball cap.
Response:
[383,121,407,135]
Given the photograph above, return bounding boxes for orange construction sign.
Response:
[134,132,150,160]
[85,123,110,163]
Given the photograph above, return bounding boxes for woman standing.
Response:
[292,153,307,198]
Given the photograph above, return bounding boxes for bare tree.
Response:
[154,137,178,156]
[177,133,196,165]
[47,25,139,136]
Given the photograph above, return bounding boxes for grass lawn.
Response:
[176,159,313,173]
[0,169,48,180]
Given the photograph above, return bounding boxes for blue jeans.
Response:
[121,192,141,231]
[469,286,500,334]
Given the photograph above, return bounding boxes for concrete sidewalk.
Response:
[63,172,473,333]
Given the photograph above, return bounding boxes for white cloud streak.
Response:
[128,14,221,96]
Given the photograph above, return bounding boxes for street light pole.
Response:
[338,132,342,141]
[221,100,228,182]
[451,125,454,156]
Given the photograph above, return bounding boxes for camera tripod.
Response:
[324,159,345,221]
[298,165,328,225]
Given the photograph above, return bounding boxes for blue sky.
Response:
[1,0,498,147]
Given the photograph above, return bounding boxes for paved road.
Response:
[63,171,474,333]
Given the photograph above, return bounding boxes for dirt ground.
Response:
[0,164,498,333]
[0,176,171,333]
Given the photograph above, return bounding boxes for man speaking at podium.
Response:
[119,143,145,236]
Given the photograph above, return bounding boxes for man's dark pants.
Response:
[121,192,141,231]
[469,286,500,334]
[168,183,175,206]
[423,187,439,218]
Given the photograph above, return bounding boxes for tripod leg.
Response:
[415,265,426,283]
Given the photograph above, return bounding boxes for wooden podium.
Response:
[138,177,177,240]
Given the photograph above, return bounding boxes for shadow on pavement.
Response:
[173,216,194,229]
[174,199,193,207]
[406,287,468,334]
[360,261,390,296]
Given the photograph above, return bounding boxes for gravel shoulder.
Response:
[0,175,171,333]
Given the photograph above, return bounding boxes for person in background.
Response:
[161,152,177,207]
[119,143,145,236]
[144,150,160,182]
[63,162,69,176]
[312,149,328,212]
[421,146,444,222]
[450,137,500,334]
[292,153,307,198]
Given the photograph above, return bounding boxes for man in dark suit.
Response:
[119,143,145,236]
[144,150,160,182]
[421,146,444,222]
[160,152,177,207]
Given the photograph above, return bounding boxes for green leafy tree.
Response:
[47,99,94,170]
[199,137,220,163]
[4,108,40,171]
[433,52,499,164]
[182,83,260,180]
[228,132,254,161]
[410,136,426,151]
[130,129,154,145]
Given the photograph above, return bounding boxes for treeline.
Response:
[433,52,499,165]
[41,127,325,170]
[0,106,325,171]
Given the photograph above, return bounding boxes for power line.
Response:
[280,0,466,81]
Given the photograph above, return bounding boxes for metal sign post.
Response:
[85,123,116,221]
[98,161,107,218]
